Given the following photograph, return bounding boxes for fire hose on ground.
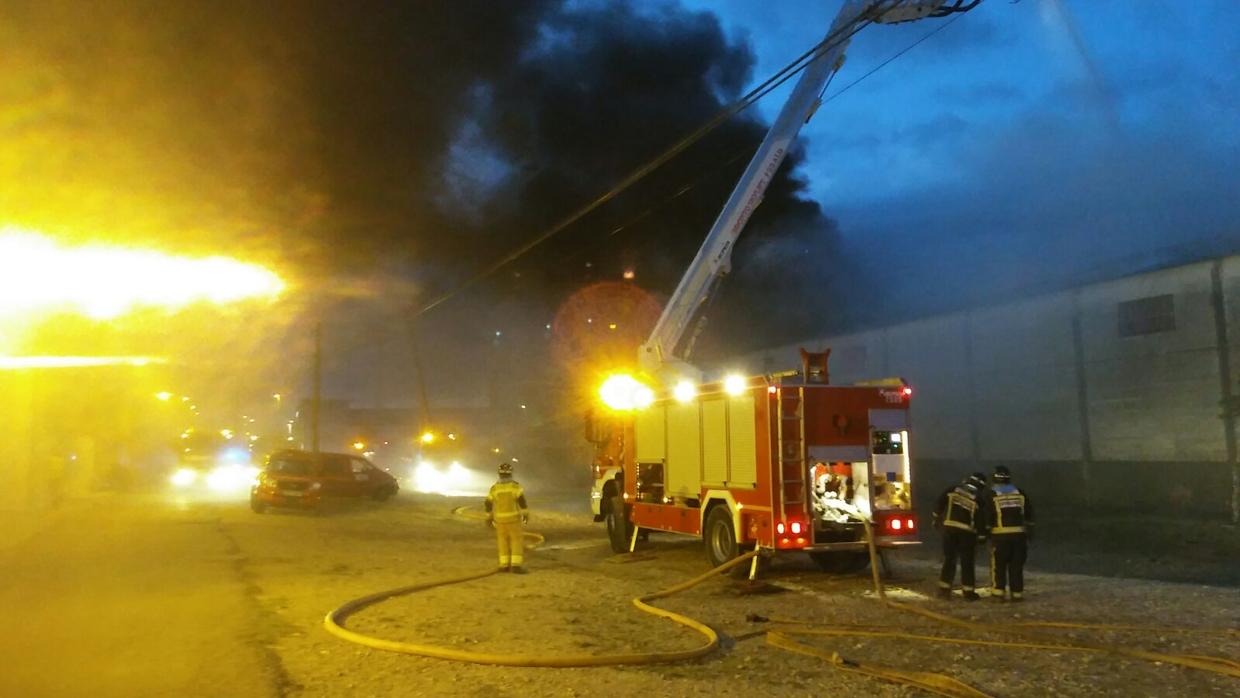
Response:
[323,507,1240,696]
[324,505,753,667]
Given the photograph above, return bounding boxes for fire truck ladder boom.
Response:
[636,0,957,380]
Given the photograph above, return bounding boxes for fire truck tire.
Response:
[808,551,869,574]
[606,496,632,554]
[250,495,266,514]
[704,506,748,577]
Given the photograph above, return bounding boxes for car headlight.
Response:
[170,468,198,488]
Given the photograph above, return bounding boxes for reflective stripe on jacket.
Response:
[486,480,528,523]
[986,483,1031,534]
[936,484,981,533]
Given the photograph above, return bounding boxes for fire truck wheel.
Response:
[704,506,740,571]
[808,551,870,574]
[605,496,632,554]
[250,495,266,514]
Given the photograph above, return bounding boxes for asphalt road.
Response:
[3,491,1237,697]
[0,495,285,697]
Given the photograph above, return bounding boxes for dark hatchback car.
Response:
[250,449,399,513]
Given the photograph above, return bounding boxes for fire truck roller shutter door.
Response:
[701,398,728,486]
[727,395,757,488]
[635,404,666,464]
[666,401,702,499]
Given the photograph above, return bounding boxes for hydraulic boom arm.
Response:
[637,0,970,380]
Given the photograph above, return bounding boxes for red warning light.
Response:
[902,386,913,396]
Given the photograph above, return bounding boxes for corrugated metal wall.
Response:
[742,256,1239,520]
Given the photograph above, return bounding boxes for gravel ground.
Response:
[226,492,1240,697]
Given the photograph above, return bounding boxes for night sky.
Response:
[2,0,1237,406]
[693,0,1240,326]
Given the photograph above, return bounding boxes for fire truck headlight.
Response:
[633,385,654,408]
[673,380,696,403]
[599,374,655,411]
[723,374,746,395]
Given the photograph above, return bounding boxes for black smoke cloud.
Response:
[280,0,848,354]
[1,0,845,367]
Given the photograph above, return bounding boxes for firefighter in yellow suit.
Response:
[485,462,530,574]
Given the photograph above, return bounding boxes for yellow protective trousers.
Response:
[495,520,524,567]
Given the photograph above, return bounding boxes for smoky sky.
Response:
[694,0,1240,335]
[6,0,1236,394]
[1,0,849,359]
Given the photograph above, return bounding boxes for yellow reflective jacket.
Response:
[485,479,528,523]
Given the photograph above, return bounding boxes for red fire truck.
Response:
[587,0,978,574]
[588,352,919,574]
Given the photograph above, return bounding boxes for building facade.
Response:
[742,256,1240,521]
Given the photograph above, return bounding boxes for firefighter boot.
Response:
[962,589,980,601]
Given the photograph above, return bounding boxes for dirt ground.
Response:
[224,491,1240,697]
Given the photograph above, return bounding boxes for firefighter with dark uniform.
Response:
[985,465,1033,601]
[933,472,987,600]
[485,462,530,574]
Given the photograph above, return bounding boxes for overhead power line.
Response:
[411,1,897,319]
[329,0,974,364]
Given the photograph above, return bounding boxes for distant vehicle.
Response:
[250,449,399,513]
[169,432,257,494]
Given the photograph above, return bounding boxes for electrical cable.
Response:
[409,3,894,319]
[412,0,973,323]
[316,4,885,364]
[323,1,972,366]
[821,9,966,105]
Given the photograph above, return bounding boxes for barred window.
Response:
[1117,294,1175,337]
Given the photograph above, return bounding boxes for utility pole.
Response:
[406,316,433,436]
[312,321,322,454]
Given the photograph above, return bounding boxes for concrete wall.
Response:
[740,255,1240,521]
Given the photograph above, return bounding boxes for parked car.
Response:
[250,449,398,513]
